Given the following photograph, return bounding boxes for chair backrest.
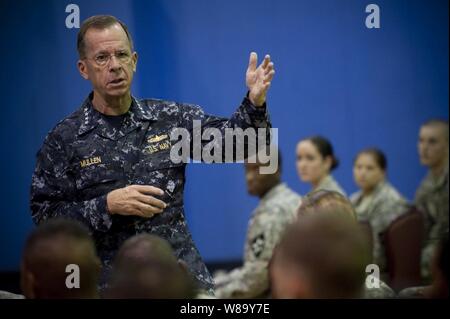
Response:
[384,206,424,292]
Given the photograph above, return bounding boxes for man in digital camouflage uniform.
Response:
[415,119,449,282]
[30,15,275,294]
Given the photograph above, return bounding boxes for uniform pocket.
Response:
[73,154,120,190]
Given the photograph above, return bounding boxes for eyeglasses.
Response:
[87,50,132,67]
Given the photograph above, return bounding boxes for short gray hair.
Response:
[77,15,134,58]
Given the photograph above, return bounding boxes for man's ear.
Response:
[77,60,89,80]
[132,52,138,72]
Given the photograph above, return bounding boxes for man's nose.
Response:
[108,55,122,71]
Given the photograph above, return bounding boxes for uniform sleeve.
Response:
[214,260,269,299]
[214,209,287,298]
[178,95,272,162]
[30,132,112,232]
[373,198,410,234]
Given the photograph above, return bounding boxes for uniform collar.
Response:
[426,162,449,188]
[78,92,157,137]
[317,175,334,189]
[355,180,386,201]
[260,182,286,206]
[373,179,388,195]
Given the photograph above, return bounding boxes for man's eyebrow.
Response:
[94,47,129,54]
[93,49,109,55]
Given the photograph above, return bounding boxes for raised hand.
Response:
[246,52,275,107]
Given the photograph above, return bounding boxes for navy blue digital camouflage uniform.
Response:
[30,92,271,293]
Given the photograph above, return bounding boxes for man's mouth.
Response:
[108,78,126,85]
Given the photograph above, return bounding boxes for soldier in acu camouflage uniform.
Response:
[214,149,301,298]
[415,119,449,282]
[350,148,409,282]
[30,15,275,294]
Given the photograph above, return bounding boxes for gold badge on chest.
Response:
[145,134,171,154]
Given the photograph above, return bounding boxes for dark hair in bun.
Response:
[306,136,339,171]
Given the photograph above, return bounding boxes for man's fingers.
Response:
[248,52,257,72]
[132,185,164,196]
[264,70,275,83]
[137,194,167,210]
[260,54,270,70]
[136,202,163,218]
[264,62,274,75]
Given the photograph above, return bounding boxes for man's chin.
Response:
[105,87,130,97]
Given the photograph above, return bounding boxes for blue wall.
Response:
[0,0,448,270]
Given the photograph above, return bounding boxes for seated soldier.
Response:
[350,148,409,280]
[415,119,449,282]
[214,148,301,298]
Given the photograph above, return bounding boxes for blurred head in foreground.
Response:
[270,210,370,298]
[106,234,196,299]
[21,218,101,299]
[297,189,356,220]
